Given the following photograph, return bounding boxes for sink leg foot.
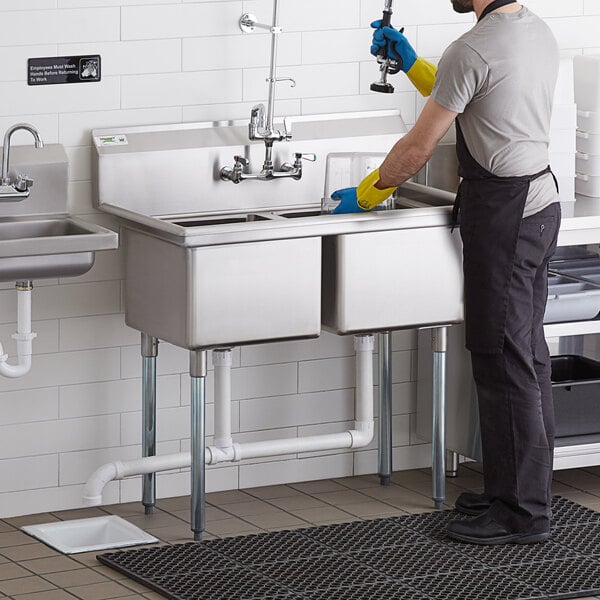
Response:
[446,451,460,478]
[141,334,158,514]
[432,327,448,510]
[434,500,443,510]
[190,350,208,540]
[377,332,393,487]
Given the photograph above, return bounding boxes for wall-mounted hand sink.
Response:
[0,216,118,282]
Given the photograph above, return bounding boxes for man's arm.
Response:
[377,98,459,189]
[331,99,459,214]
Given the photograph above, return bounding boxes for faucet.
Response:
[220,1,314,184]
[0,123,44,201]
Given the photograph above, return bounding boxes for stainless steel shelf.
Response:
[545,319,600,337]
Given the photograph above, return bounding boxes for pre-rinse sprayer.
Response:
[220,1,315,183]
[371,0,400,94]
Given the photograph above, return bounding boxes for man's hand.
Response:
[331,188,366,215]
[370,20,417,73]
[331,169,397,214]
[370,20,438,96]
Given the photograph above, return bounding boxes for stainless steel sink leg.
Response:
[190,350,208,541]
[141,333,158,515]
[432,327,447,509]
[378,331,393,486]
[446,450,460,478]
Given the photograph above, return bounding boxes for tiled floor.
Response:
[2,463,600,599]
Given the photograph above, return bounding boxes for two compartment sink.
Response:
[0,216,118,282]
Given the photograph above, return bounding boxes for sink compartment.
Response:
[278,210,323,219]
[321,228,464,334]
[0,219,94,240]
[124,229,321,348]
[0,217,118,282]
[171,214,271,227]
[0,252,94,282]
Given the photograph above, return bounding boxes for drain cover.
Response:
[98,496,600,600]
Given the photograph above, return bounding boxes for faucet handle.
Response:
[14,174,33,192]
[233,155,249,167]
[295,153,316,162]
[283,117,292,141]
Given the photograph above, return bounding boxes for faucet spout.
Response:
[1,123,44,186]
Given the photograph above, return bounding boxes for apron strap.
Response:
[479,0,517,21]
[451,165,556,232]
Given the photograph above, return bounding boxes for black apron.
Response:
[452,0,558,354]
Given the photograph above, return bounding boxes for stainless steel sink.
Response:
[318,181,463,335]
[124,227,321,349]
[93,112,464,348]
[0,216,118,282]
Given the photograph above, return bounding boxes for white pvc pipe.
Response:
[212,349,233,448]
[83,453,192,506]
[82,335,376,505]
[0,285,37,378]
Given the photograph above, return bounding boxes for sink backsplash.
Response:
[0,144,68,218]
[93,112,408,218]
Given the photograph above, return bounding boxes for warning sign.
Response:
[28,55,101,86]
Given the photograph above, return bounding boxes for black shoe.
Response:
[447,513,550,545]
[454,492,491,516]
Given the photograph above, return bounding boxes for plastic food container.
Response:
[551,355,600,439]
[576,130,600,155]
[578,109,600,134]
[574,55,600,112]
[576,152,600,176]
[576,172,600,197]
[322,152,393,213]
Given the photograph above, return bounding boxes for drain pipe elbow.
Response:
[349,421,375,449]
[82,463,119,506]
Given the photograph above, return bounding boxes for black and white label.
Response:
[28,55,101,86]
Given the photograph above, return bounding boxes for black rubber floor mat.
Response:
[98,495,600,600]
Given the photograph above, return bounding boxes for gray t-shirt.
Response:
[431,7,559,217]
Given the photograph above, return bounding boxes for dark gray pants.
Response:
[470,202,561,533]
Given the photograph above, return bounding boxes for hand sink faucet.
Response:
[1,123,44,201]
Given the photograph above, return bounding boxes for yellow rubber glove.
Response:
[331,168,397,214]
[356,168,397,210]
[406,57,438,97]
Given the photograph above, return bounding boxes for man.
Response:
[333,0,561,545]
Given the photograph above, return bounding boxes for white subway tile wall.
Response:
[0,0,594,517]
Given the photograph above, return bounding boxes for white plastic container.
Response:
[578,109,600,134]
[323,152,386,197]
[576,130,600,155]
[575,172,600,197]
[574,55,600,112]
[576,151,600,176]
[322,152,393,212]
